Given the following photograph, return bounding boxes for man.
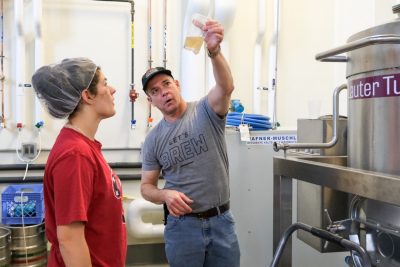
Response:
[139,18,240,267]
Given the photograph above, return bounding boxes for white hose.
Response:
[126,199,164,239]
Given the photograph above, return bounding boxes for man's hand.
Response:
[202,20,224,54]
[163,189,193,216]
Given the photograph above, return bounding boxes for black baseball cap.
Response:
[142,67,174,92]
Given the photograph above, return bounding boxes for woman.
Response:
[32,57,127,267]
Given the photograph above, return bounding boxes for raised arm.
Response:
[202,20,234,116]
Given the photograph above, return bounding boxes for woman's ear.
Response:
[81,89,95,104]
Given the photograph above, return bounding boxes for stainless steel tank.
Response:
[313,5,400,266]
[316,5,400,174]
[347,19,400,174]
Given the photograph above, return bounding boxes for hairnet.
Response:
[31,57,98,119]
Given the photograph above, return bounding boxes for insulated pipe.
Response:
[180,0,209,101]
[270,222,371,267]
[252,0,266,114]
[14,0,25,129]
[126,199,164,239]
[268,0,280,128]
[273,84,347,152]
[207,0,236,93]
[33,0,44,129]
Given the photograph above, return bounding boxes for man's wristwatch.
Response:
[207,45,221,58]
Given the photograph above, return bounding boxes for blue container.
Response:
[1,184,44,225]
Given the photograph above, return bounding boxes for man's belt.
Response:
[185,202,230,219]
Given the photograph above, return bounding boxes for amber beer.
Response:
[184,36,203,54]
[184,13,208,54]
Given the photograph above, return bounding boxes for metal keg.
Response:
[316,5,400,175]
[6,223,47,267]
[0,227,11,267]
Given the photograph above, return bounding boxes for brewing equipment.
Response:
[272,4,400,267]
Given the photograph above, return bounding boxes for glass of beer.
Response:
[184,13,209,54]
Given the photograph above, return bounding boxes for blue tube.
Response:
[227,116,270,123]
[228,112,270,120]
[226,112,272,130]
[226,119,271,128]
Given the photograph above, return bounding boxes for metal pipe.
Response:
[316,34,400,61]
[14,0,25,129]
[273,83,347,152]
[349,195,363,221]
[252,0,267,115]
[33,0,44,129]
[147,0,153,128]
[163,0,167,68]
[268,0,280,129]
[0,0,5,128]
[129,0,136,128]
[320,55,348,62]
[270,222,371,267]
[92,0,136,129]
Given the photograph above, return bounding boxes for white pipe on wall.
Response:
[180,0,209,101]
[126,199,164,239]
[253,45,262,114]
[267,0,280,125]
[253,0,266,114]
[14,0,24,128]
[33,0,43,127]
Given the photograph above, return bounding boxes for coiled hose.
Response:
[226,112,272,130]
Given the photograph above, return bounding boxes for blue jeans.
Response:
[164,210,240,267]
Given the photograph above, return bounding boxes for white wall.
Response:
[0,0,397,161]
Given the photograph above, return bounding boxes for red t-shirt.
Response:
[44,127,127,267]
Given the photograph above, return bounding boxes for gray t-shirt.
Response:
[142,96,229,212]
